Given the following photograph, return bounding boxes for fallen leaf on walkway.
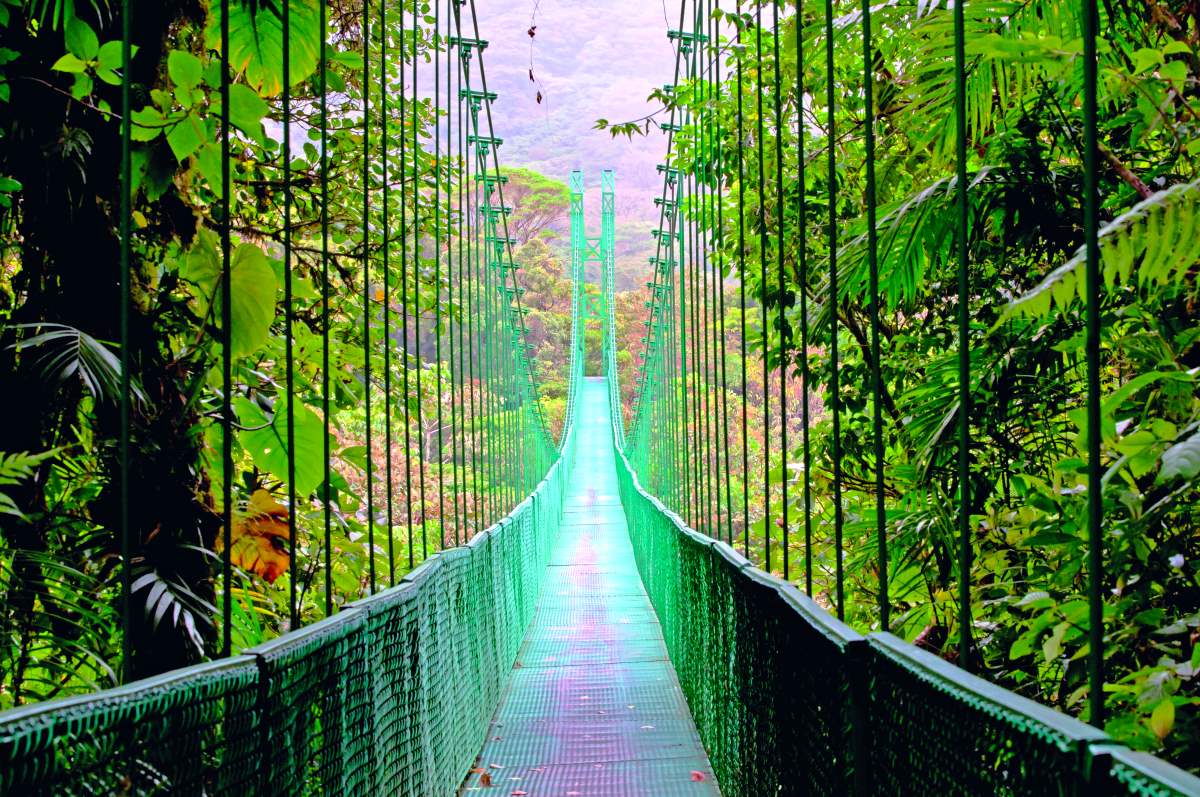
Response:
[479,772,493,786]
[690,771,707,782]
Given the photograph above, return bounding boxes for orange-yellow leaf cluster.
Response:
[218,489,291,583]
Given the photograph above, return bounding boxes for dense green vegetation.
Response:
[0,0,581,707]
[613,0,1200,770]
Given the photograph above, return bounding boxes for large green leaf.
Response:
[182,231,278,358]
[235,396,326,496]
[1158,430,1200,484]
[205,0,323,97]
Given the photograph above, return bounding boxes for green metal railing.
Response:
[0,0,584,790]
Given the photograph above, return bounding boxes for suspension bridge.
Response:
[0,0,1198,793]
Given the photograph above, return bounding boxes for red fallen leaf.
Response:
[479,772,493,787]
[512,792,528,796]
[690,770,707,782]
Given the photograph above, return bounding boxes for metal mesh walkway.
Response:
[462,378,718,796]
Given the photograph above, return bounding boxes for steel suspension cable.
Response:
[319,0,333,616]
[399,11,415,569]
[220,0,233,654]
[772,0,788,578]
[953,0,971,667]
[796,0,814,597]
[1083,0,1104,725]
[755,1,771,569]
[283,0,299,618]
[714,0,733,546]
[446,1,462,545]
[736,1,750,556]
[434,0,447,547]
[824,0,844,620]
[861,0,885,626]
[696,2,714,536]
[412,23,428,558]
[362,0,376,594]
[380,0,395,586]
[118,0,132,680]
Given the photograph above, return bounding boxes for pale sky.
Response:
[471,0,675,207]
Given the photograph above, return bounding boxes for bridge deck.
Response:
[462,378,718,796]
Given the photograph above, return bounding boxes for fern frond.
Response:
[1000,178,1200,321]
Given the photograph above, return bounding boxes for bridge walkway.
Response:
[461,378,718,796]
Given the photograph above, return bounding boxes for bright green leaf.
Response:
[228,244,278,358]
[1158,431,1200,484]
[65,18,99,60]
[51,53,87,73]
[166,112,206,162]
[193,142,222,191]
[182,233,278,358]
[130,106,166,142]
[1150,699,1175,741]
[97,40,124,71]
[235,396,326,496]
[205,0,323,97]
[168,50,204,92]
[227,83,269,141]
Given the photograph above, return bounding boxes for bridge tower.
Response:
[566,169,616,375]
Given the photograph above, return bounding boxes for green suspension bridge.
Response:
[0,0,1198,794]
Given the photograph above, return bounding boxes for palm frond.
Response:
[811,168,1001,326]
[7,323,146,405]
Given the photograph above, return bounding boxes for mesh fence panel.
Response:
[613,444,867,796]
[865,632,1105,796]
[0,657,260,796]
[1090,745,1200,796]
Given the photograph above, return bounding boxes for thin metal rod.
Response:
[283,0,299,624]
[953,0,972,666]
[824,0,844,620]
[862,0,886,628]
[362,0,376,594]
[320,0,333,615]
[119,0,132,682]
[220,0,233,653]
[1082,0,1105,726]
